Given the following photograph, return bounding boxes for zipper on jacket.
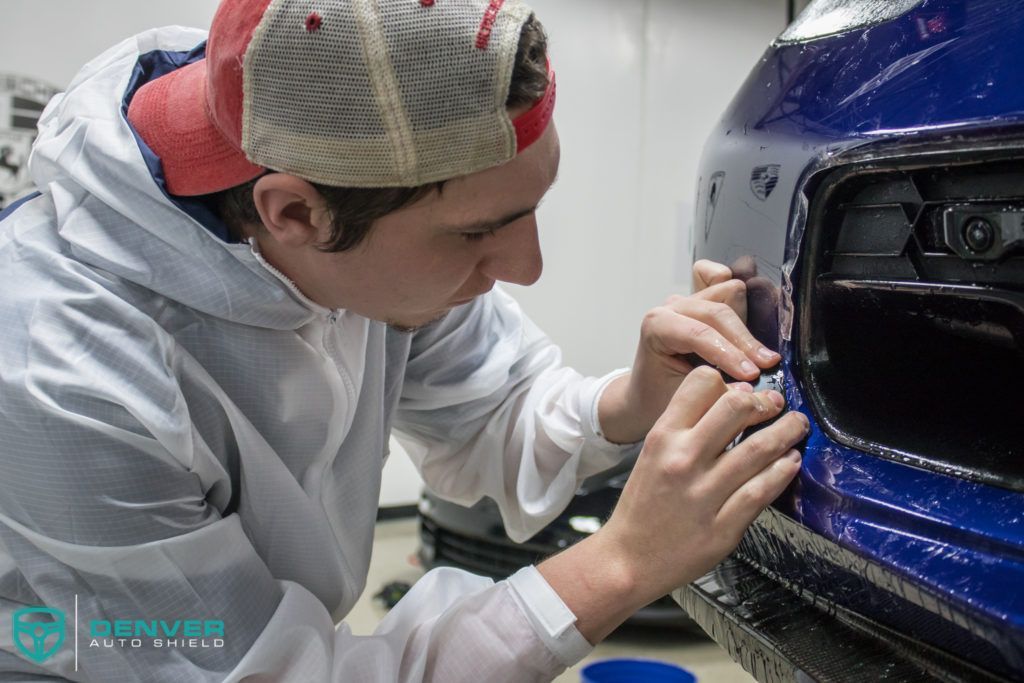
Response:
[247,237,334,318]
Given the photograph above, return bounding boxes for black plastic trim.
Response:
[376,504,419,521]
[673,510,1012,683]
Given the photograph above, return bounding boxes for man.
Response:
[0,0,807,680]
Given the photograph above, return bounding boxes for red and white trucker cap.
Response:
[128,0,556,196]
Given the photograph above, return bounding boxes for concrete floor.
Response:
[348,519,755,683]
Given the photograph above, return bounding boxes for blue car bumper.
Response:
[679,2,1024,679]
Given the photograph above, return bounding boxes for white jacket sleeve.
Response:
[226,566,592,682]
[395,286,641,542]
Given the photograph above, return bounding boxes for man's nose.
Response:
[480,217,543,287]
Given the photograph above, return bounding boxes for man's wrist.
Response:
[596,374,650,445]
[536,531,645,645]
[507,566,595,666]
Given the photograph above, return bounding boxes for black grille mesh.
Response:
[799,154,1024,490]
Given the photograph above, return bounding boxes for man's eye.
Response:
[461,228,498,242]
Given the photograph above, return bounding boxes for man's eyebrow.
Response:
[443,206,537,233]
[444,169,561,233]
[443,171,559,233]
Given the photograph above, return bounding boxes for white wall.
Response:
[0,1,219,86]
[509,0,787,377]
[1,0,787,507]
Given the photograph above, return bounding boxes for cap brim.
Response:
[127,59,265,197]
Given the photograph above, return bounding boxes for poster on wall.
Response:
[0,74,59,209]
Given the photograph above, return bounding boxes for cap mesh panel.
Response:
[242,0,531,187]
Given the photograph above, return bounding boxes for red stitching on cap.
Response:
[475,0,505,50]
[305,12,322,32]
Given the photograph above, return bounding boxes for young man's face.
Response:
[267,121,560,331]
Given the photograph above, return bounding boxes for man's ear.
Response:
[251,174,332,247]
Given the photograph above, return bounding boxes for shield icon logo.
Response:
[13,607,65,663]
[750,164,781,201]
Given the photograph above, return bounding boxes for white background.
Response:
[0,0,789,506]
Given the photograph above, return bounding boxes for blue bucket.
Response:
[580,658,696,683]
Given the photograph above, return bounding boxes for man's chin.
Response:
[385,310,451,334]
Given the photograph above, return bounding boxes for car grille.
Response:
[418,515,685,623]
[798,149,1024,491]
[418,518,547,580]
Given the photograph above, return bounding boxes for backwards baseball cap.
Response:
[128,0,556,197]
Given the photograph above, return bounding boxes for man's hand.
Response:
[538,367,807,643]
[598,259,781,444]
[599,367,806,597]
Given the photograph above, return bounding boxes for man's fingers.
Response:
[672,296,766,368]
[685,388,785,465]
[651,365,728,433]
[648,305,763,380]
[687,279,748,325]
[711,412,809,489]
[662,290,780,372]
[688,281,781,367]
[716,449,802,531]
[692,260,732,293]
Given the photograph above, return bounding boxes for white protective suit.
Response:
[0,27,638,683]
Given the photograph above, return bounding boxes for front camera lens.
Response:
[963,218,995,253]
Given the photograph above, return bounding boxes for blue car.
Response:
[673,1,1024,681]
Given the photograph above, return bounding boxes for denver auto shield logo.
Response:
[11,601,225,672]
[0,74,58,209]
[13,607,65,663]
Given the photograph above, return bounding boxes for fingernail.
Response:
[740,360,758,376]
[800,414,811,432]
[757,347,778,362]
[730,382,754,393]
[787,449,802,463]
[769,390,785,408]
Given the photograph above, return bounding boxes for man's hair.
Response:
[211,14,549,252]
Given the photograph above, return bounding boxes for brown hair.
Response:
[211,14,549,252]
